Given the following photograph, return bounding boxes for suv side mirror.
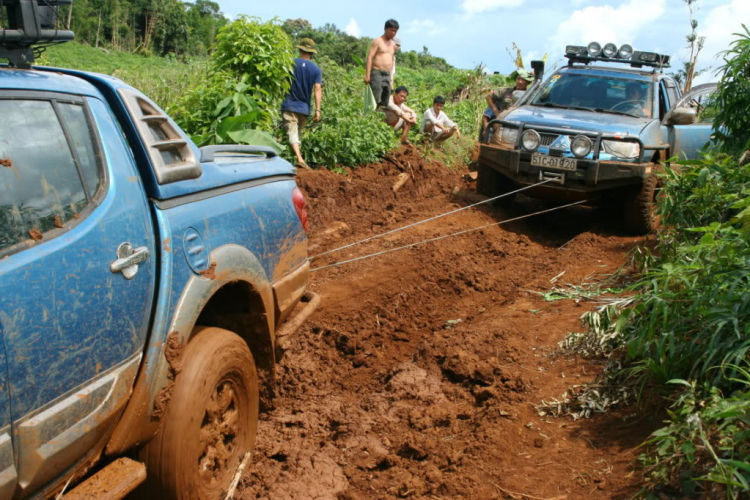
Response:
[668,107,697,125]
[531,60,545,81]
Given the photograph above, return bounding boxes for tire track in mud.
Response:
[238,150,656,500]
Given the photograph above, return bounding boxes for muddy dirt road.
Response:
[238,149,658,499]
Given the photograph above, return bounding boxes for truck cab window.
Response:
[0,99,97,254]
[58,102,103,198]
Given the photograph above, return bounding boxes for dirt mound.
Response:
[239,154,651,499]
[297,147,461,239]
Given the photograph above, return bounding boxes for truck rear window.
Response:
[0,99,101,254]
[532,73,653,119]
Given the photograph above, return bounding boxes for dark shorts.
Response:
[369,69,391,109]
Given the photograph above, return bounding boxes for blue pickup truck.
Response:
[478,42,718,233]
[0,2,317,499]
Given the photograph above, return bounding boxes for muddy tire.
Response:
[476,165,516,206]
[144,327,259,500]
[623,174,661,234]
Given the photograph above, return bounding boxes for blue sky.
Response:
[216,0,748,81]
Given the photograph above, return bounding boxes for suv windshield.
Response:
[531,73,653,118]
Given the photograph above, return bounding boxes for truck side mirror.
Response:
[668,107,697,126]
[531,60,545,81]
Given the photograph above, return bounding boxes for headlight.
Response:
[571,135,593,158]
[618,44,633,59]
[587,42,601,57]
[602,140,640,159]
[602,43,618,58]
[521,130,541,151]
[500,127,518,145]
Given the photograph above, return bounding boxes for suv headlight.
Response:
[602,140,640,159]
[500,127,518,145]
[571,135,593,158]
[521,130,541,151]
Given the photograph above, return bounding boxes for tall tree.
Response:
[682,0,705,93]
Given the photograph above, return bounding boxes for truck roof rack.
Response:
[0,0,74,68]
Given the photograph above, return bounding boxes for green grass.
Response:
[37,42,207,112]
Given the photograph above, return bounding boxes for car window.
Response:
[0,99,102,254]
[58,102,102,198]
[665,80,680,108]
[658,82,670,120]
[532,73,653,118]
[675,85,719,124]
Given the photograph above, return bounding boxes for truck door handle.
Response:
[111,243,150,280]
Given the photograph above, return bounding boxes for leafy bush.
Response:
[212,16,295,104]
[713,24,750,154]
[640,378,750,498]
[171,16,294,149]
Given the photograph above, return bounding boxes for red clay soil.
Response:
[238,147,661,499]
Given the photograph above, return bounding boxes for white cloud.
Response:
[551,0,666,48]
[698,0,750,65]
[407,18,445,36]
[461,0,526,15]
[345,18,361,38]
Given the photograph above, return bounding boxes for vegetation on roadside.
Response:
[547,27,750,499]
[63,0,228,56]
[42,41,206,112]
[34,11,499,169]
[167,16,498,167]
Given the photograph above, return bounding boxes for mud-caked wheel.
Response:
[144,327,259,500]
[623,174,662,234]
[476,164,516,207]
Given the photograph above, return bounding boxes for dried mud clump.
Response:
[152,332,184,420]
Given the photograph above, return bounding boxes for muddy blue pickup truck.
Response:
[478,43,718,233]
[0,2,317,499]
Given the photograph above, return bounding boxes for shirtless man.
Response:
[364,19,399,109]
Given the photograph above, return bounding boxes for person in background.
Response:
[482,69,533,140]
[384,85,417,145]
[364,19,399,109]
[421,95,461,143]
[391,36,401,88]
[281,38,323,170]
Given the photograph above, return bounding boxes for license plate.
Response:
[530,153,577,171]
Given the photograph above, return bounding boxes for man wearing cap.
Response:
[281,38,323,170]
[482,69,533,141]
[364,19,399,109]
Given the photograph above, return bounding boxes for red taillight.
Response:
[292,187,308,232]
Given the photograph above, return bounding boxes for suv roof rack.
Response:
[565,43,670,70]
[0,0,74,68]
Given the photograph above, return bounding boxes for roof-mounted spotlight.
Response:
[565,45,588,57]
[587,42,602,57]
[618,44,634,59]
[602,43,618,58]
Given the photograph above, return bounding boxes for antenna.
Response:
[0,0,74,68]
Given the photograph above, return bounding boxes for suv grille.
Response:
[540,133,561,146]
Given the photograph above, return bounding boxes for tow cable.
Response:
[310,190,588,273]
[310,178,556,261]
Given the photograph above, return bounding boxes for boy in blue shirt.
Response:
[281,38,323,170]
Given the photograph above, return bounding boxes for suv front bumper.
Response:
[479,144,654,194]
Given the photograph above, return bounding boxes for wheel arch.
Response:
[195,280,276,410]
[106,244,276,457]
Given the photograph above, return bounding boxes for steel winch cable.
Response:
[310,199,588,272]
[310,178,556,260]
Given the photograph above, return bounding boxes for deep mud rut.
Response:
[237,148,661,500]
